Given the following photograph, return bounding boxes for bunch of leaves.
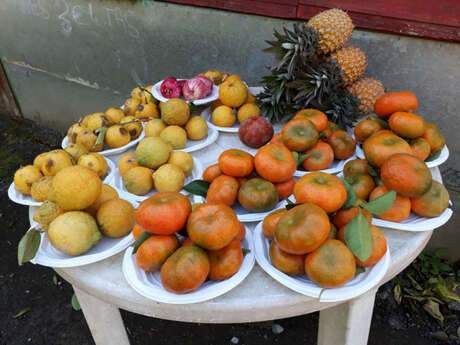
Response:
[393,248,460,324]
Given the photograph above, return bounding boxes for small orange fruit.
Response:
[369,185,411,222]
[254,144,296,183]
[302,141,334,171]
[363,130,412,167]
[207,238,243,281]
[411,180,450,218]
[410,138,431,161]
[202,163,222,182]
[328,130,356,160]
[262,209,287,239]
[343,159,368,180]
[281,118,319,152]
[421,123,445,153]
[136,235,179,272]
[206,175,239,206]
[374,91,418,119]
[354,119,383,142]
[293,109,328,131]
[218,80,248,108]
[346,173,375,200]
[218,149,254,177]
[269,242,305,276]
[388,112,425,139]
[274,177,295,200]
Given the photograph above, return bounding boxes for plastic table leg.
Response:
[73,286,130,345]
[317,287,377,345]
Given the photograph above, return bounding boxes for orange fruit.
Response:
[343,159,368,180]
[411,180,450,218]
[161,246,210,294]
[374,91,418,119]
[302,141,334,171]
[305,239,356,288]
[274,177,295,200]
[380,153,432,197]
[294,172,347,213]
[321,121,340,141]
[281,118,319,152]
[388,112,425,139]
[421,123,445,153]
[237,103,260,123]
[269,132,284,145]
[212,105,236,127]
[118,153,139,177]
[132,223,146,240]
[293,109,328,131]
[262,208,287,239]
[354,119,383,142]
[346,173,375,200]
[136,235,179,272]
[187,203,239,250]
[202,163,222,182]
[254,144,296,183]
[136,192,191,235]
[363,130,412,167]
[410,138,431,161]
[218,149,254,177]
[238,178,279,212]
[207,238,243,281]
[332,205,372,229]
[218,80,248,108]
[369,185,411,222]
[274,203,330,255]
[269,242,305,276]
[236,221,246,241]
[328,130,356,160]
[206,175,239,206]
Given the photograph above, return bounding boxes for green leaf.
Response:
[132,231,154,254]
[423,300,444,324]
[242,248,251,256]
[361,190,396,215]
[71,293,81,311]
[434,248,448,258]
[367,163,378,177]
[394,284,402,304]
[339,177,357,210]
[369,114,389,129]
[291,151,307,167]
[426,149,441,162]
[344,214,373,262]
[183,180,210,197]
[286,198,294,205]
[12,307,30,319]
[285,202,302,210]
[94,126,107,146]
[17,229,41,265]
[355,267,365,276]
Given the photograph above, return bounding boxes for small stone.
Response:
[272,323,284,334]
[230,336,239,344]
[431,331,448,341]
[447,301,460,312]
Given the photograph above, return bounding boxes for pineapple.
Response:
[348,78,385,115]
[329,46,367,85]
[306,8,354,54]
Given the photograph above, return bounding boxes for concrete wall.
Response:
[1,0,459,258]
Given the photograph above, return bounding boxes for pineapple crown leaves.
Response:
[319,91,361,130]
[264,24,319,74]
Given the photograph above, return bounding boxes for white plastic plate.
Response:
[122,228,255,304]
[181,126,219,153]
[253,221,390,302]
[111,157,204,203]
[294,156,356,177]
[27,198,139,268]
[232,199,289,223]
[151,79,218,105]
[355,142,449,169]
[8,156,116,206]
[61,125,146,157]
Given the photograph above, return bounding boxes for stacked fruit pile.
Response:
[132,192,247,294]
[13,148,109,202]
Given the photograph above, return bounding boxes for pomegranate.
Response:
[160,77,181,98]
[239,116,274,148]
[194,76,213,94]
[182,78,210,101]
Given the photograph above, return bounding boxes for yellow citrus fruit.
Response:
[185,116,208,140]
[41,150,73,176]
[97,199,135,238]
[202,70,223,84]
[105,125,131,148]
[123,166,153,195]
[246,92,256,103]
[33,152,49,170]
[33,200,65,230]
[77,153,108,179]
[168,151,194,176]
[31,176,54,202]
[211,99,224,111]
[64,143,89,162]
[86,184,119,217]
[161,98,190,126]
[118,153,138,176]
[145,118,166,137]
[136,137,172,169]
[76,129,104,152]
[124,98,141,116]
[49,165,102,211]
[67,123,85,143]
[48,211,101,256]
[86,113,108,131]
[212,105,236,127]
[104,107,125,123]
[120,116,142,139]
[237,103,260,123]
[135,102,159,120]
[160,125,187,149]
[219,80,247,108]
[14,165,43,195]
[153,164,185,192]
[225,75,243,83]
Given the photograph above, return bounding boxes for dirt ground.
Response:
[0,115,458,345]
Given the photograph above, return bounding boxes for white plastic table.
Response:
[55,132,434,345]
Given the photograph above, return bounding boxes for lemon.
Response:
[14,165,43,195]
[31,176,53,202]
[237,103,260,123]
[41,150,73,176]
[136,137,172,169]
[161,98,190,126]
[153,164,185,192]
[123,166,153,195]
[185,116,208,140]
[145,119,166,137]
[168,151,194,176]
[64,143,89,162]
[212,105,236,127]
[97,199,135,238]
[117,153,138,176]
[77,153,108,179]
[86,184,119,217]
[120,116,142,139]
[160,126,187,149]
[105,125,131,148]
[33,200,65,230]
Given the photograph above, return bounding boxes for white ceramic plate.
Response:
[122,228,255,304]
[151,79,218,105]
[8,156,116,206]
[111,157,204,203]
[294,156,356,177]
[61,126,146,157]
[355,142,449,169]
[253,221,390,302]
[27,198,138,268]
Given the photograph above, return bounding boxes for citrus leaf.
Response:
[423,300,444,324]
[344,213,373,262]
[285,202,302,210]
[242,248,251,255]
[132,231,154,254]
[94,126,107,146]
[183,180,210,197]
[339,177,357,210]
[71,293,81,311]
[355,267,365,276]
[367,163,378,177]
[12,307,30,319]
[286,198,294,205]
[291,151,307,167]
[369,114,389,129]
[18,229,41,265]
[426,149,441,162]
[361,190,396,215]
